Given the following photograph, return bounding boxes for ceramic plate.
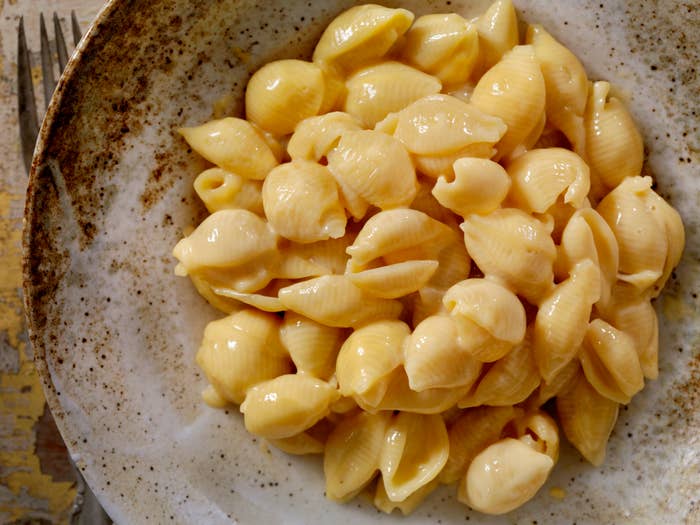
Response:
[23,1,700,523]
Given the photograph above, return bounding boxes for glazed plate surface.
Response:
[23,1,700,523]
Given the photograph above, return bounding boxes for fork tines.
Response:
[17,11,82,174]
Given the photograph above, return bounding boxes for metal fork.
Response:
[17,12,82,174]
[17,15,112,524]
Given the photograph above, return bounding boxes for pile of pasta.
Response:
[172,1,685,516]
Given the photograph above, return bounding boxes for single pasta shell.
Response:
[245,59,325,135]
[380,412,449,503]
[459,438,554,515]
[507,148,590,213]
[346,209,456,269]
[443,278,526,345]
[375,478,438,516]
[401,13,479,87]
[526,24,588,153]
[642,188,685,297]
[556,373,619,466]
[179,117,278,179]
[280,312,345,380]
[324,411,392,502]
[347,259,439,299]
[287,111,362,162]
[432,158,511,216]
[195,309,291,404]
[335,319,408,402]
[344,61,442,127]
[404,315,483,391]
[580,319,644,403]
[461,208,556,304]
[585,81,644,190]
[172,209,277,271]
[474,0,519,72]
[312,5,414,72]
[241,374,340,439]
[470,45,546,160]
[439,405,519,484]
[558,208,619,309]
[327,129,417,210]
[597,176,667,289]
[194,167,264,215]
[278,275,403,328]
[533,260,600,382]
[262,160,347,243]
[602,286,659,379]
[459,330,539,408]
[393,94,507,156]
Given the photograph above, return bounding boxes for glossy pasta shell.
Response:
[263,161,347,243]
[241,374,340,439]
[327,129,417,210]
[432,158,511,217]
[324,411,392,502]
[335,320,408,404]
[470,45,546,160]
[443,278,526,345]
[193,168,264,215]
[533,260,600,382]
[195,310,291,404]
[585,81,644,190]
[172,209,277,272]
[312,5,414,72]
[344,62,442,127]
[287,111,362,162]
[556,373,619,466]
[557,208,619,309]
[379,413,449,503]
[346,209,456,270]
[459,438,554,515]
[280,312,345,380]
[579,319,644,404]
[179,117,278,180]
[401,14,479,87]
[461,208,556,304]
[507,148,590,213]
[278,275,403,328]
[596,176,667,290]
[527,24,588,153]
[347,260,439,299]
[393,94,507,156]
[404,315,483,391]
[245,59,325,135]
[474,0,519,72]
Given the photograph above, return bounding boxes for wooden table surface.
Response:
[1,1,107,523]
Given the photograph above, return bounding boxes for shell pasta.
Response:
[172,1,684,518]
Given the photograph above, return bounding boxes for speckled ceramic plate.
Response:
[23,1,700,524]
